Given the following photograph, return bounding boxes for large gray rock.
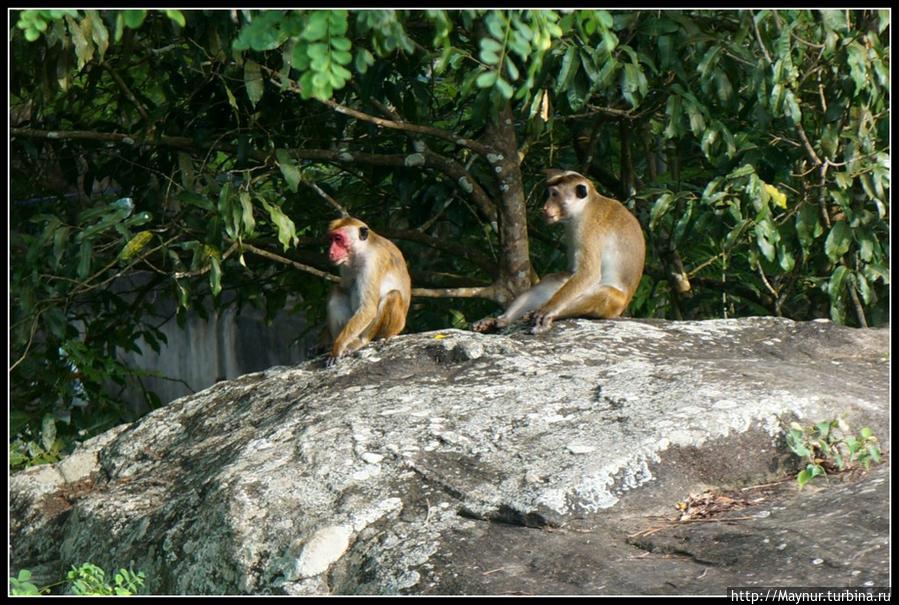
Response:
[9,317,890,595]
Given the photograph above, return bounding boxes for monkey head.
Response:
[327,217,370,266]
[542,170,594,224]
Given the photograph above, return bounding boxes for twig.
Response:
[751,11,773,65]
[9,314,40,372]
[104,65,149,122]
[795,122,822,167]
[739,478,792,491]
[305,181,349,218]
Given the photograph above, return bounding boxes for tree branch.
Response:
[319,98,497,158]
[411,283,500,300]
[367,97,498,222]
[10,128,494,219]
[240,243,339,283]
[383,227,495,274]
[304,181,349,218]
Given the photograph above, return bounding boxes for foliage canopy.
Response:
[9,9,890,461]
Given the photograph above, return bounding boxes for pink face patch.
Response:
[328,229,351,264]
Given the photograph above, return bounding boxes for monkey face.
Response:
[542,174,593,224]
[328,228,354,265]
[543,186,565,224]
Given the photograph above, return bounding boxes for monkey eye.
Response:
[576,184,588,198]
[329,233,344,245]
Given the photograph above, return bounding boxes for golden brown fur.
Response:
[473,170,645,334]
[327,217,411,363]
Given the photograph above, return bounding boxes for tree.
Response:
[9,10,890,462]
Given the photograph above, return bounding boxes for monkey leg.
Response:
[365,290,408,341]
[472,273,569,333]
[532,284,629,334]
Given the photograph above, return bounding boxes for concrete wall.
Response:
[109,283,316,412]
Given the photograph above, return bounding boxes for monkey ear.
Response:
[358,226,369,241]
[576,184,589,199]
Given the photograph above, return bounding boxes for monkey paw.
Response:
[530,313,554,335]
[471,317,499,333]
[325,354,341,368]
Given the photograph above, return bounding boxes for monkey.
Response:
[325,216,411,366]
[472,169,645,335]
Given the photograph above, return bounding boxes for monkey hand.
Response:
[325,351,343,368]
[530,311,555,335]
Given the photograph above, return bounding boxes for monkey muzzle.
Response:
[542,206,562,224]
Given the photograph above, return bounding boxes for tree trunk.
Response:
[482,103,533,305]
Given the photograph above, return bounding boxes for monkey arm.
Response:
[331,297,379,358]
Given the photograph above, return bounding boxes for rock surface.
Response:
[9,317,890,595]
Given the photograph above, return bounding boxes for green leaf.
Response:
[554,46,578,93]
[328,10,348,35]
[239,192,256,235]
[77,240,92,279]
[754,217,779,262]
[824,221,851,262]
[867,445,881,463]
[476,70,498,88]
[302,11,329,41]
[649,193,674,229]
[495,77,514,99]
[596,10,613,29]
[331,36,351,52]
[332,49,352,66]
[244,59,264,107]
[122,10,146,29]
[261,199,298,251]
[854,228,876,262]
[275,149,301,193]
[828,264,849,301]
[485,12,505,40]
[209,254,222,297]
[165,10,186,27]
[505,59,520,81]
[795,204,822,251]
[354,48,374,74]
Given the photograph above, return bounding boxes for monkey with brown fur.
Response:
[472,170,645,335]
[326,217,411,366]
